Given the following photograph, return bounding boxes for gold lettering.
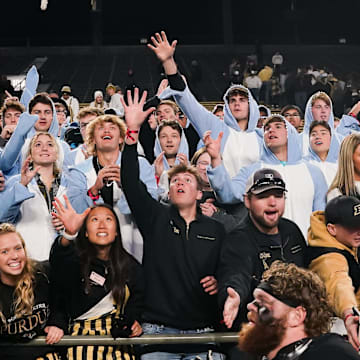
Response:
[17,319,27,334]
[27,314,39,330]
[354,204,360,216]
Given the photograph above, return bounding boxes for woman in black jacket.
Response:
[50,196,143,360]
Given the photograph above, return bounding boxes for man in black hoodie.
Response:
[120,89,225,360]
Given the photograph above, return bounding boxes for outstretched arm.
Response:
[147,31,178,76]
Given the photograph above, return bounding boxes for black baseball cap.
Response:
[245,168,287,195]
[325,196,360,229]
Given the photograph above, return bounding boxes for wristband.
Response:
[344,313,354,323]
[60,230,78,241]
[126,129,139,142]
[87,188,100,202]
[348,112,357,119]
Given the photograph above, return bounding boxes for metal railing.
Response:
[0,332,239,347]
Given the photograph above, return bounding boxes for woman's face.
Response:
[86,207,118,247]
[0,232,26,286]
[353,144,360,179]
[30,134,58,166]
[196,152,211,184]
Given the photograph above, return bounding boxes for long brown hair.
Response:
[0,224,36,324]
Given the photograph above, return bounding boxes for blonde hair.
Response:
[328,133,360,197]
[311,91,331,107]
[0,224,36,324]
[158,100,180,114]
[26,132,60,176]
[85,114,126,156]
[77,106,104,121]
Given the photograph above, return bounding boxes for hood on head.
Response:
[27,95,59,139]
[261,115,302,164]
[223,84,260,132]
[304,92,334,134]
[154,122,189,171]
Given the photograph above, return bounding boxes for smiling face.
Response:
[31,103,53,132]
[353,144,360,180]
[94,121,123,152]
[86,207,118,247]
[327,223,360,248]
[311,99,331,122]
[0,232,26,286]
[309,124,331,158]
[30,133,58,166]
[168,172,202,209]
[245,189,285,234]
[228,94,249,122]
[264,121,288,152]
[156,104,177,122]
[158,125,181,158]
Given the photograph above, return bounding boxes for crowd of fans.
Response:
[0,31,360,360]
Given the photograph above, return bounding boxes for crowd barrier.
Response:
[0,332,239,347]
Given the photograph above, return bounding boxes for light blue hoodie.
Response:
[0,68,71,176]
[207,116,327,238]
[153,123,189,170]
[160,84,263,177]
[301,92,343,158]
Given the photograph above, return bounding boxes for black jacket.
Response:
[218,215,307,329]
[273,334,359,360]
[49,239,143,326]
[121,143,225,329]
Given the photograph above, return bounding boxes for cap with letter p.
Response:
[325,196,360,229]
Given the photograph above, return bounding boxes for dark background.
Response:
[2,0,360,46]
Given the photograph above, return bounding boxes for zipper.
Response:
[186,223,190,240]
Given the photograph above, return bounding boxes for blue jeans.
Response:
[140,322,225,360]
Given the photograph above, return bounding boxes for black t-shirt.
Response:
[0,267,60,360]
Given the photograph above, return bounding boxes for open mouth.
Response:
[96,232,108,237]
[177,189,185,193]
[264,210,278,220]
[8,262,21,269]
[102,135,112,140]
[314,141,323,145]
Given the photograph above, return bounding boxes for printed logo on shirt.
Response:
[170,220,180,235]
[354,204,360,216]
[197,235,216,241]
[259,252,271,270]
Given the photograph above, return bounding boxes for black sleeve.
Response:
[217,230,256,311]
[121,143,162,236]
[167,72,186,91]
[144,95,160,110]
[139,120,156,164]
[124,259,144,323]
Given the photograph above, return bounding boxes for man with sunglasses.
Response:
[218,168,307,335]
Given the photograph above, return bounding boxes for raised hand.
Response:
[154,151,165,178]
[203,130,223,168]
[52,195,91,236]
[223,287,240,329]
[156,78,169,97]
[147,31,178,75]
[176,153,188,165]
[120,88,155,141]
[20,156,40,187]
[148,31,177,63]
